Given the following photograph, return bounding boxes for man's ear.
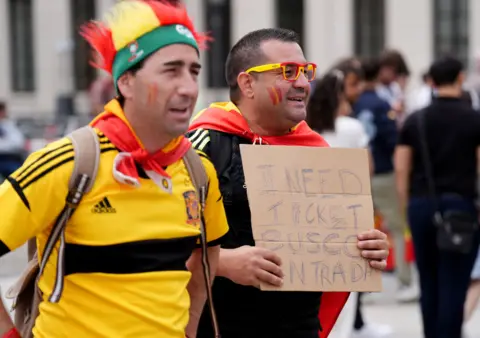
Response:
[237,72,255,99]
[117,72,134,99]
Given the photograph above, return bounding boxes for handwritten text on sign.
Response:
[240,145,382,292]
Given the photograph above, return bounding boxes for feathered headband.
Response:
[80,0,209,89]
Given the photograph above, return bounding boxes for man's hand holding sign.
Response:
[238,145,387,291]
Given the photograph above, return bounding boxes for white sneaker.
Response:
[351,323,393,338]
[395,284,419,303]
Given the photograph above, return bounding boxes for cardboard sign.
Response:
[240,145,382,292]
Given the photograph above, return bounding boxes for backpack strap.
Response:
[26,126,101,260]
[182,147,220,338]
[183,147,208,195]
[38,126,100,303]
[67,126,101,193]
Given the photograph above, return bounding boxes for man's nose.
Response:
[293,71,310,89]
[177,75,198,97]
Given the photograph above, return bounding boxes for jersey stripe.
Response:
[13,133,111,184]
[14,134,110,181]
[14,143,74,182]
[98,135,110,144]
[64,236,197,275]
[187,128,204,143]
[197,136,210,151]
[190,129,209,149]
[14,134,110,184]
[6,176,30,210]
[20,145,117,190]
[20,153,75,189]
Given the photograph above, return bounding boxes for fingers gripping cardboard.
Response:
[240,145,382,292]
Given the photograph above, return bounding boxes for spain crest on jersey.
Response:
[183,190,200,227]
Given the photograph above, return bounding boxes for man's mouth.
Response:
[170,107,189,113]
[287,97,305,102]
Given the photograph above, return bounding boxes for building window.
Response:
[204,0,231,88]
[433,0,469,66]
[353,0,385,58]
[8,0,35,92]
[71,0,96,91]
[276,0,304,50]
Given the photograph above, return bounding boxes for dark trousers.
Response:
[353,292,364,330]
[408,195,480,338]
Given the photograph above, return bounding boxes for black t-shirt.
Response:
[398,97,480,198]
[186,129,322,338]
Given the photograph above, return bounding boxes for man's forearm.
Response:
[186,246,220,337]
[216,248,233,279]
[0,291,14,335]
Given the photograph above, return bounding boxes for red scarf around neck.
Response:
[91,100,191,180]
[188,104,329,147]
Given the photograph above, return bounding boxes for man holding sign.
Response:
[187,28,389,338]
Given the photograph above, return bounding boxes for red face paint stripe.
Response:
[148,84,158,104]
[274,85,283,102]
[267,87,278,105]
[272,88,280,104]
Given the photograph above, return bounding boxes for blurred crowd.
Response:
[306,50,480,338]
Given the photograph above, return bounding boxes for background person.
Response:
[0,102,25,179]
[395,56,480,338]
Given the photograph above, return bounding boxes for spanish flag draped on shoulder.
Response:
[189,102,329,146]
[188,102,349,338]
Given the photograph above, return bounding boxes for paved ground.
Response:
[361,274,480,338]
[1,247,480,336]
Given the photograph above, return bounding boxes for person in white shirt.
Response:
[407,72,434,114]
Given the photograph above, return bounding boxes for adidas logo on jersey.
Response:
[92,197,116,214]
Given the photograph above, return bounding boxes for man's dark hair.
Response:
[397,58,410,77]
[225,28,300,104]
[361,58,381,82]
[117,60,145,106]
[429,56,464,87]
[330,57,364,80]
[306,71,344,133]
[0,101,6,113]
[379,49,410,76]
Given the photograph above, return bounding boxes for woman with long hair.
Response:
[307,70,369,150]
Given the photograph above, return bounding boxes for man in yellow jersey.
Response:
[0,1,228,337]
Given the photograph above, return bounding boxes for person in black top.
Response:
[186,28,390,338]
[395,56,480,338]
